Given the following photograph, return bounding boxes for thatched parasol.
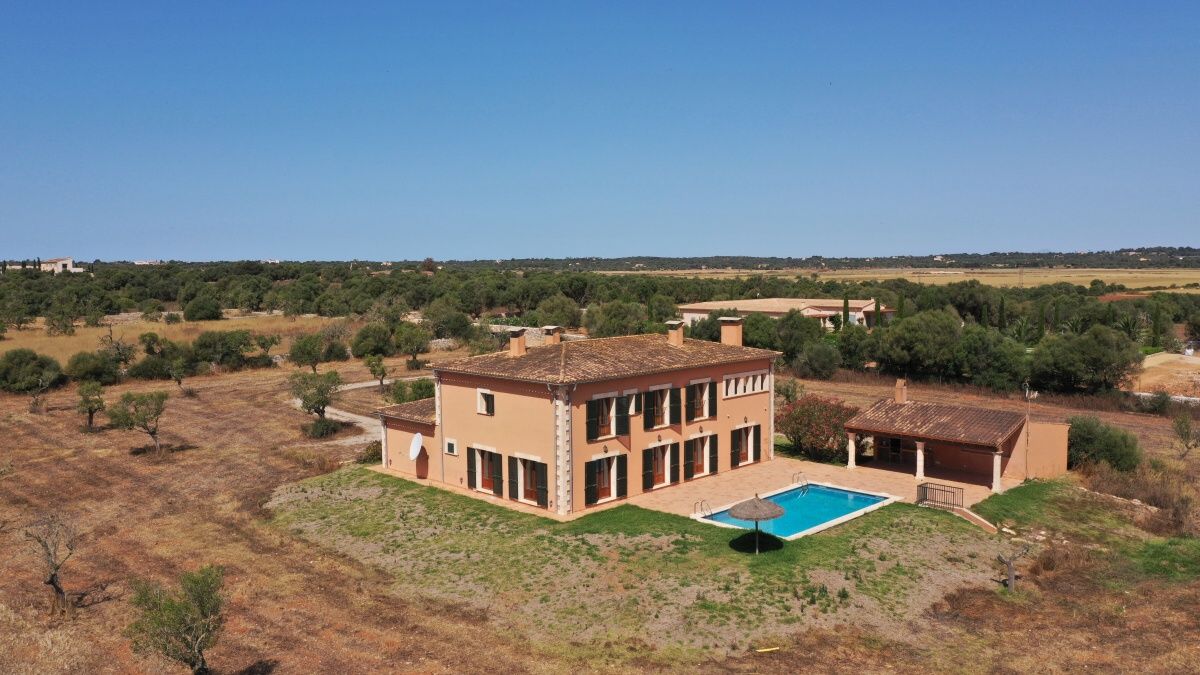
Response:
[728,494,785,554]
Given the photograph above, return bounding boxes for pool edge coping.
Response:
[691,481,900,540]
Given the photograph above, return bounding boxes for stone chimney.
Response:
[542,325,563,346]
[719,317,744,347]
[665,320,685,347]
[894,378,908,404]
[508,328,527,357]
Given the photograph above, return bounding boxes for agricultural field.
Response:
[0,312,346,363]
[604,266,1200,290]
[1134,352,1200,398]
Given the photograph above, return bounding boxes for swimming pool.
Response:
[701,483,894,539]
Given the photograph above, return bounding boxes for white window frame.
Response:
[647,384,671,430]
[688,380,712,421]
[691,434,712,478]
[474,448,499,494]
[623,389,639,415]
[723,369,768,399]
[594,456,618,505]
[516,457,540,506]
[476,388,495,416]
[591,394,618,441]
[445,438,458,456]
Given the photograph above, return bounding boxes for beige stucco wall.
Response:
[1005,421,1069,480]
[383,418,439,480]
[568,358,775,512]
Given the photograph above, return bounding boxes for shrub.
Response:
[128,355,173,380]
[65,351,121,385]
[350,323,396,358]
[1137,390,1173,416]
[792,341,841,380]
[404,358,427,371]
[775,394,859,463]
[0,349,65,394]
[356,440,383,464]
[409,379,435,400]
[321,340,349,362]
[192,330,254,369]
[127,565,225,675]
[163,312,182,324]
[304,418,342,438]
[1067,415,1142,471]
[836,325,873,371]
[1079,461,1196,536]
[389,380,409,403]
[776,378,802,405]
[183,295,222,321]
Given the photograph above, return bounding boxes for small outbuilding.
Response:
[843,380,1068,493]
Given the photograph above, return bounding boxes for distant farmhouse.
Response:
[39,257,86,274]
[678,298,894,331]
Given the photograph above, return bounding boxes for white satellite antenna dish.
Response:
[408,433,424,460]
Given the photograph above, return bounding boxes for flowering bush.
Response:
[775,394,859,463]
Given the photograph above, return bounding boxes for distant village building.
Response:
[39,257,86,274]
[133,260,163,266]
[677,298,893,330]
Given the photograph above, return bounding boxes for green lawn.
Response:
[270,466,1005,665]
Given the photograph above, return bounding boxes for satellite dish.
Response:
[408,433,424,460]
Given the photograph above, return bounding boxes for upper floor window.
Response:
[686,382,716,422]
[477,389,495,416]
[586,395,628,441]
[723,372,768,399]
[642,387,681,430]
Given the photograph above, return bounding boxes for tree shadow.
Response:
[728,530,784,554]
[235,659,280,675]
[129,443,199,456]
[71,580,122,609]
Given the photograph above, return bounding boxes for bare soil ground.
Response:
[1134,352,1200,398]
[0,363,544,674]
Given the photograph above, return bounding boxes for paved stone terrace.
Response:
[371,454,1010,523]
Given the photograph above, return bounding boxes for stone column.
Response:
[915,441,925,481]
[847,434,856,470]
[992,452,1003,493]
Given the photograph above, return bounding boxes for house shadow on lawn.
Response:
[728,531,784,554]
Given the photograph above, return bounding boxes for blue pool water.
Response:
[706,484,887,538]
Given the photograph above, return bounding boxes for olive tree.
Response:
[127,565,225,675]
[24,512,78,617]
[108,391,169,454]
[288,334,323,373]
[77,381,106,430]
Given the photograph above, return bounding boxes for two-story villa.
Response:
[378,318,780,516]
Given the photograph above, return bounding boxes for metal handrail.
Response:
[694,499,713,518]
[917,482,964,510]
[791,472,810,494]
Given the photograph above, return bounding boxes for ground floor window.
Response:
[521,458,539,502]
[468,448,503,497]
[685,434,717,480]
[585,455,626,506]
[730,425,761,468]
[642,443,679,490]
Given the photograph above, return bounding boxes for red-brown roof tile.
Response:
[435,334,780,385]
[377,398,436,425]
[844,399,1024,449]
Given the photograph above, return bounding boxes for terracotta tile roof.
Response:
[678,298,888,314]
[844,399,1024,449]
[377,398,436,425]
[435,334,780,385]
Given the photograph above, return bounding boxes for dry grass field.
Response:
[0,312,347,363]
[1134,352,1200,398]
[603,266,1200,290]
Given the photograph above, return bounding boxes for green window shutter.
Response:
[669,387,681,425]
[709,434,719,474]
[615,396,629,436]
[466,447,477,489]
[685,385,696,423]
[586,399,599,441]
[642,448,654,491]
[670,443,680,483]
[616,455,627,498]
[731,430,742,468]
[584,460,598,506]
[535,462,548,507]
[752,425,761,462]
[508,456,518,500]
[632,393,642,414]
[683,439,695,481]
[707,382,717,418]
[491,453,503,496]
[642,392,656,431]
[485,394,495,416]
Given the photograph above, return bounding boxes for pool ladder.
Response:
[791,472,810,495]
[694,499,713,518]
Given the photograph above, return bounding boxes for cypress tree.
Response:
[874,298,881,328]
[980,303,990,327]
[998,296,1007,330]
[841,295,850,330]
[898,294,907,318]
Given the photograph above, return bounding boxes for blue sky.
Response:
[2,2,1197,261]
